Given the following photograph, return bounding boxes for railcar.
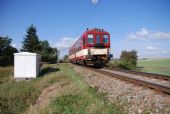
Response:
[69,28,113,66]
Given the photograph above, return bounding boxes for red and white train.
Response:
[69,28,113,66]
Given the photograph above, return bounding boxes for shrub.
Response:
[107,60,120,68]
[119,50,138,69]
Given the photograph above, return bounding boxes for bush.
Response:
[0,36,18,66]
[119,50,138,69]
[107,60,120,68]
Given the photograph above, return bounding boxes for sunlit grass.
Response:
[0,64,64,114]
[33,64,124,114]
[137,58,170,76]
[0,64,125,114]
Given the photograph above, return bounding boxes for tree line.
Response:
[0,24,59,66]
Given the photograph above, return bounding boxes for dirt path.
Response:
[26,81,69,114]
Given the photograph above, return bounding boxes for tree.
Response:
[63,55,69,63]
[0,36,18,66]
[39,40,60,62]
[40,40,51,61]
[21,24,41,53]
[119,50,138,69]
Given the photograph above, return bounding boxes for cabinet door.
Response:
[26,56,36,78]
[14,56,26,78]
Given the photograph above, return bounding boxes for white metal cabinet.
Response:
[14,52,41,79]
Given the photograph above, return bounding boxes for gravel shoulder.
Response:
[72,64,170,114]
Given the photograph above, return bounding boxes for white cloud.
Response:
[91,0,98,4]
[127,28,170,41]
[11,43,17,48]
[52,37,77,58]
[53,37,77,50]
[146,46,157,50]
[161,50,170,54]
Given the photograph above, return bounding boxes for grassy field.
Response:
[0,64,124,114]
[137,58,170,76]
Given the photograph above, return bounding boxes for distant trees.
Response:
[63,55,69,63]
[0,36,18,66]
[119,50,138,69]
[21,25,60,62]
[40,40,60,62]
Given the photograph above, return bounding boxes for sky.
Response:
[1,0,170,58]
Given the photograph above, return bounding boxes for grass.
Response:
[0,64,64,114]
[0,64,125,114]
[108,58,170,76]
[137,58,170,76]
[29,64,124,114]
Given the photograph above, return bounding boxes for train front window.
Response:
[96,35,100,43]
[88,34,94,44]
[103,35,109,44]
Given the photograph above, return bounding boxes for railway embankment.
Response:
[72,64,170,114]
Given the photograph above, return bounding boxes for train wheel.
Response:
[83,61,87,66]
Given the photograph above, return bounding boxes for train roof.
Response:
[85,28,109,34]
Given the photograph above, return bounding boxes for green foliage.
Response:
[0,36,18,66]
[51,95,87,114]
[40,40,59,62]
[63,55,69,63]
[21,25,59,62]
[120,50,138,69]
[107,59,120,68]
[21,24,41,53]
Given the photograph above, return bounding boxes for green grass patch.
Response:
[0,66,13,83]
[137,58,170,76]
[1,64,125,114]
[39,64,124,114]
[0,64,65,114]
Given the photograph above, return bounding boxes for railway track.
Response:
[104,67,170,81]
[78,65,170,94]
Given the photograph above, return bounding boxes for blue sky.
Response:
[1,0,170,58]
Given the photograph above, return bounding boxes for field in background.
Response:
[137,58,170,76]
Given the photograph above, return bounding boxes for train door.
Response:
[96,35,100,44]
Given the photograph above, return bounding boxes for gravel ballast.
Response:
[72,64,170,114]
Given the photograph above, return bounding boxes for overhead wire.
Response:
[77,3,99,37]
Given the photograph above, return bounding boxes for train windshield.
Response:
[96,35,100,43]
[103,35,109,44]
[88,34,94,44]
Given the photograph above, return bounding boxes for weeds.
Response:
[40,65,124,114]
[0,65,62,114]
[0,64,125,114]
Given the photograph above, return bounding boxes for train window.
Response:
[88,34,94,44]
[96,35,100,43]
[103,35,109,44]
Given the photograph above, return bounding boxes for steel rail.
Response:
[81,65,170,94]
[104,67,170,81]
